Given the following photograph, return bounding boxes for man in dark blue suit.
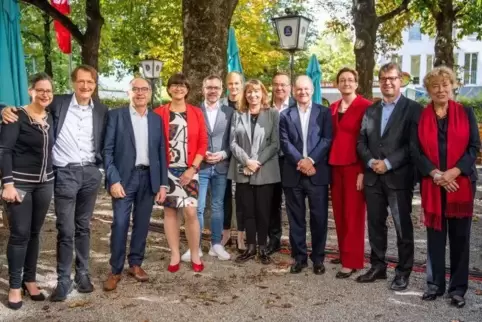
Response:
[102,78,168,291]
[279,75,333,275]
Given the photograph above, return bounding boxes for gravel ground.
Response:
[0,181,481,322]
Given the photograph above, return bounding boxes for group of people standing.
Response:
[0,61,479,311]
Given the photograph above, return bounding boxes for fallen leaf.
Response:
[475,289,482,295]
[282,303,292,308]
[68,300,91,308]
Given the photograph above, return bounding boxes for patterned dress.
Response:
[164,111,199,208]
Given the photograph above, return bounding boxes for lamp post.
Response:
[140,58,163,108]
[272,9,312,82]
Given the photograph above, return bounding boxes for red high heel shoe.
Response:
[191,261,204,272]
[168,262,180,273]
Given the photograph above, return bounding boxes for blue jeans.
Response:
[198,167,228,245]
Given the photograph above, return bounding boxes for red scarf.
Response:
[418,100,473,231]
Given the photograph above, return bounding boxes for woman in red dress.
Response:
[328,68,372,278]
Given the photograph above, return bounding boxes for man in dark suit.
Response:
[356,62,423,290]
[102,77,167,291]
[267,72,296,255]
[279,75,333,274]
[1,65,108,301]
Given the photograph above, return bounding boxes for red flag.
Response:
[51,0,71,54]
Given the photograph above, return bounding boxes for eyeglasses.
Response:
[75,80,96,86]
[204,86,221,91]
[379,76,400,83]
[132,87,150,93]
[273,83,289,88]
[170,84,187,89]
[34,89,53,95]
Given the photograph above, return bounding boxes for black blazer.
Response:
[49,94,108,166]
[357,95,423,189]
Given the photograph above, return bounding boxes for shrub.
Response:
[100,98,171,109]
[416,95,482,123]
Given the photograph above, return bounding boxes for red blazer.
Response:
[154,103,208,167]
[328,95,372,171]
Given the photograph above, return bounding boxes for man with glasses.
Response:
[182,75,233,262]
[102,78,168,291]
[1,65,108,301]
[268,72,295,255]
[356,63,422,290]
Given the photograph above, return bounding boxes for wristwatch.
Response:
[191,164,200,173]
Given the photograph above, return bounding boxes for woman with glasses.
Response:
[0,73,55,309]
[154,73,208,273]
[328,68,372,278]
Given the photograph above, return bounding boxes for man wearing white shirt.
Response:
[181,75,233,262]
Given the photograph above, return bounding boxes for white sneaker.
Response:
[209,244,231,261]
[181,248,203,262]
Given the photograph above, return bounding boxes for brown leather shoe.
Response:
[103,274,121,292]
[128,266,149,282]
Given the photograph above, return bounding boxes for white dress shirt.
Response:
[204,101,219,131]
[297,103,312,158]
[129,105,149,166]
[273,97,290,113]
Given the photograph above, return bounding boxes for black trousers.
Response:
[268,156,284,246]
[234,184,244,231]
[223,179,233,230]
[6,182,53,289]
[54,165,102,284]
[364,177,414,276]
[236,183,274,246]
[284,178,329,264]
[426,185,475,297]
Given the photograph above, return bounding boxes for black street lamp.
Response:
[272,9,312,82]
[140,58,163,108]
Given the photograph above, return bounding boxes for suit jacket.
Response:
[329,95,372,171]
[103,107,168,194]
[199,102,234,174]
[50,94,108,166]
[154,104,208,166]
[357,95,423,189]
[227,108,280,185]
[279,103,333,187]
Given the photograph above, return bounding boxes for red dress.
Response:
[328,95,372,269]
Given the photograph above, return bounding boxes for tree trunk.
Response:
[182,0,238,104]
[81,0,104,72]
[42,12,53,77]
[352,0,378,99]
[433,0,455,68]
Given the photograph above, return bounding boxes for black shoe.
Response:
[450,295,466,308]
[330,258,341,264]
[390,275,409,291]
[235,244,256,263]
[75,274,94,293]
[266,242,281,256]
[290,261,308,274]
[313,263,326,275]
[22,282,46,301]
[422,291,444,301]
[50,281,73,302]
[7,300,22,310]
[335,269,357,279]
[356,268,387,283]
[259,248,272,265]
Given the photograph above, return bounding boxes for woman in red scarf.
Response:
[328,68,372,278]
[413,66,480,308]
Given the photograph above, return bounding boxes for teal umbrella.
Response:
[227,27,243,74]
[306,54,322,104]
[0,0,29,107]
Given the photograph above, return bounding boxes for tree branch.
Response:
[22,30,42,43]
[377,0,411,24]
[21,0,84,43]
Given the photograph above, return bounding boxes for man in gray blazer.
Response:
[181,75,233,262]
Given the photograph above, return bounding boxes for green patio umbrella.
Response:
[0,0,29,107]
[306,54,322,104]
[227,27,243,74]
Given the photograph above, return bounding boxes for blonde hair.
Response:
[423,66,457,89]
[239,79,270,113]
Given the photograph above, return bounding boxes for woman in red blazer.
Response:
[154,73,208,273]
[328,67,372,278]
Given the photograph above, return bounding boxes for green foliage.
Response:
[416,95,482,122]
[100,98,170,109]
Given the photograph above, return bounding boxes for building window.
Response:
[391,55,403,68]
[411,55,421,85]
[464,53,478,85]
[426,55,433,73]
[408,23,422,41]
